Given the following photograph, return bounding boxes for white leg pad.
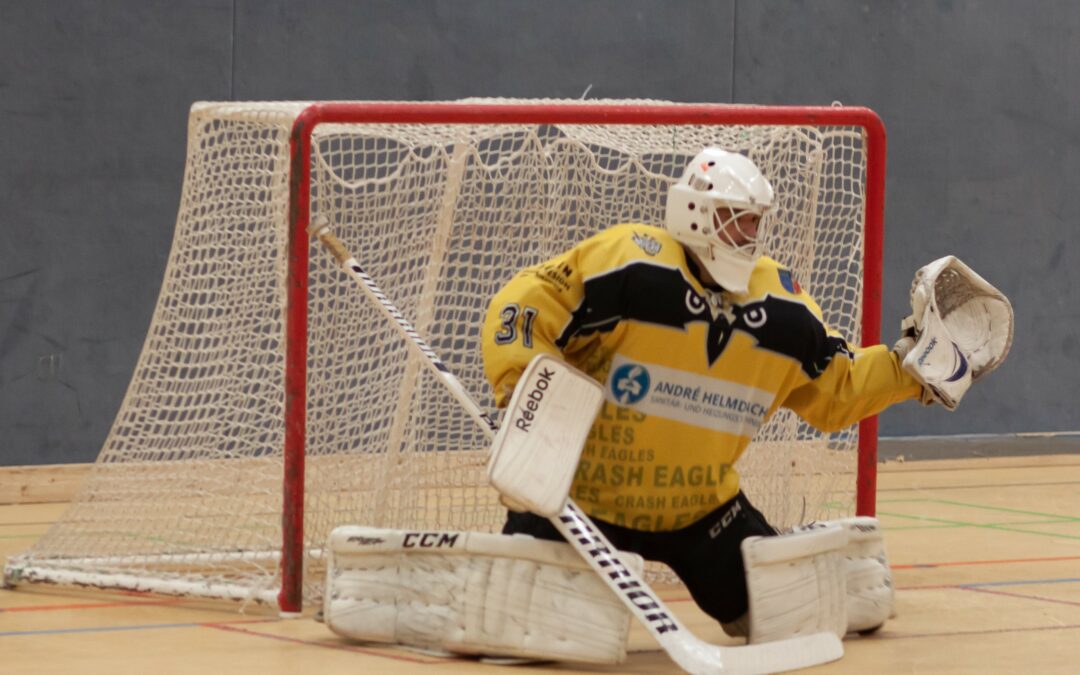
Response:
[323,526,642,664]
[792,516,896,633]
[836,517,896,632]
[741,524,849,644]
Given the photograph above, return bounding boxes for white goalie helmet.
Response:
[664,148,774,292]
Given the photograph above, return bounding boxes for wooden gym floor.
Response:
[3,453,1080,674]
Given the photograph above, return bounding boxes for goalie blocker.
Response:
[487,353,605,517]
[323,526,642,664]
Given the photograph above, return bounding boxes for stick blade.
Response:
[487,355,604,517]
[701,632,844,675]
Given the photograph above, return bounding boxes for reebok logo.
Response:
[513,367,556,432]
[917,337,938,366]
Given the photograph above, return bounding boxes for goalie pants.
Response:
[502,491,777,623]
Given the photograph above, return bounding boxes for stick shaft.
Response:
[313,224,498,435]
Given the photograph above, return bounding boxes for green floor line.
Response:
[984,518,1078,526]
[877,498,932,504]
[879,512,1004,527]
[928,499,1080,521]
[878,497,1080,521]
[888,516,1078,528]
[879,523,960,531]
[879,511,1080,541]
[978,524,1080,541]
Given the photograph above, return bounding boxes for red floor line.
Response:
[202,621,457,665]
[897,583,967,591]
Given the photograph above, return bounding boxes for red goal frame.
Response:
[281,102,887,613]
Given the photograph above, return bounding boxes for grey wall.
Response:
[1,1,1077,466]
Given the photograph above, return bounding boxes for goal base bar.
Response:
[4,562,280,606]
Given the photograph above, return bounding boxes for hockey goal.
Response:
[4,100,885,614]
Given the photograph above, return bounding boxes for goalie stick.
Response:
[311,218,843,674]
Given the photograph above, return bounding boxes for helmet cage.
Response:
[663,148,774,292]
[712,205,763,260]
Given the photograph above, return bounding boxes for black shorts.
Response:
[502,492,777,623]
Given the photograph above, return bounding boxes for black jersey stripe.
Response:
[743,295,855,378]
[555,261,698,347]
[555,260,853,378]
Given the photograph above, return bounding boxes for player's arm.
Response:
[482,252,579,407]
[782,337,922,433]
[481,248,593,407]
[770,277,920,432]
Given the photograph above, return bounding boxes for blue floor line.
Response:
[961,577,1080,589]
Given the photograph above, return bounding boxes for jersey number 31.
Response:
[494,304,539,348]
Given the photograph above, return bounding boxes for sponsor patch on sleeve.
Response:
[778,268,802,294]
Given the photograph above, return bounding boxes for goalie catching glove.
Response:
[894,256,1013,410]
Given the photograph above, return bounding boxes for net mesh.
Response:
[7,100,873,608]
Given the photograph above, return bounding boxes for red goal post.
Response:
[282,102,886,613]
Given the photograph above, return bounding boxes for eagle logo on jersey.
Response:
[632,232,663,256]
[611,363,651,404]
[685,289,707,315]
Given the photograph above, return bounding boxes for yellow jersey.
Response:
[481,224,921,531]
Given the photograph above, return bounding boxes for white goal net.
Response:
[5,99,885,611]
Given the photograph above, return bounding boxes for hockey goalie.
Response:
[317,149,1013,671]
